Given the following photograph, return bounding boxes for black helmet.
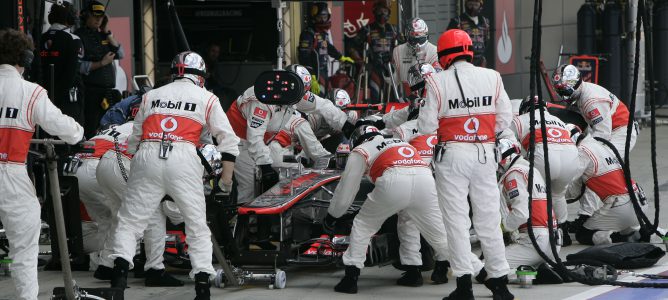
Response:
[349,124,382,148]
[518,95,545,115]
[308,2,331,31]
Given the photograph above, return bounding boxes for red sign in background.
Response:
[108,17,132,92]
[494,0,516,74]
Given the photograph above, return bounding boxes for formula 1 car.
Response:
[231,168,435,270]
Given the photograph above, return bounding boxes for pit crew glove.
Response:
[569,214,590,234]
[342,121,356,137]
[372,119,386,130]
[339,56,355,64]
[311,75,321,95]
[322,213,338,236]
[259,164,279,189]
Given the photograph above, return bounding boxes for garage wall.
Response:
[496,0,585,99]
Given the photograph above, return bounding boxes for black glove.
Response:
[373,119,386,130]
[569,214,590,234]
[322,213,338,235]
[259,164,279,190]
[354,119,374,128]
[342,121,356,137]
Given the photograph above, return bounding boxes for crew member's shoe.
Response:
[94,265,113,281]
[334,265,360,294]
[431,260,450,284]
[110,258,130,290]
[484,276,515,300]
[397,265,423,287]
[145,268,184,287]
[194,272,211,300]
[475,268,488,284]
[443,274,474,300]
[559,223,572,246]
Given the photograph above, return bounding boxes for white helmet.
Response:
[199,144,222,176]
[407,62,436,95]
[330,88,351,108]
[552,64,582,103]
[286,64,312,95]
[496,138,521,172]
[171,51,207,87]
[406,17,429,50]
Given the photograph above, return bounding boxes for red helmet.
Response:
[437,29,474,68]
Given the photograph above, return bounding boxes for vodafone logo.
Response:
[547,128,563,138]
[397,146,415,158]
[427,135,438,147]
[463,117,479,134]
[160,117,178,132]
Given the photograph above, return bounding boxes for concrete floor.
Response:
[1,123,668,300]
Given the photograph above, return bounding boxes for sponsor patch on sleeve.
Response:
[505,179,517,190]
[586,108,601,119]
[250,117,265,128]
[253,107,268,119]
[505,179,519,198]
[508,190,520,199]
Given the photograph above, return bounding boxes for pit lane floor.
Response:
[1,123,668,300]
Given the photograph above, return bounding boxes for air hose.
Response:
[524,0,668,288]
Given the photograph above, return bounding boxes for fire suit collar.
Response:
[49,23,70,32]
[0,64,22,77]
[448,60,474,70]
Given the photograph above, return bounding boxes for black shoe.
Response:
[94,265,113,281]
[443,274,474,300]
[610,231,642,243]
[133,253,146,278]
[194,272,211,300]
[397,266,423,287]
[475,268,487,284]
[559,223,572,247]
[110,258,130,290]
[484,276,515,300]
[431,260,450,284]
[569,215,590,233]
[334,265,360,294]
[145,268,184,287]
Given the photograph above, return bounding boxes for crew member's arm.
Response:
[417,74,440,135]
[383,106,410,129]
[31,88,84,143]
[500,171,531,232]
[288,114,331,159]
[245,101,274,165]
[80,52,115,74]
[573,143,600,216]
[127,94,148,153]
[327,40,343,60]
[296,92,348,131]
[327,150,366,218]
[581,98,613,141]
[206,96,241,188]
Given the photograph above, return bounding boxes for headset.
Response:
[19,49,34,68]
